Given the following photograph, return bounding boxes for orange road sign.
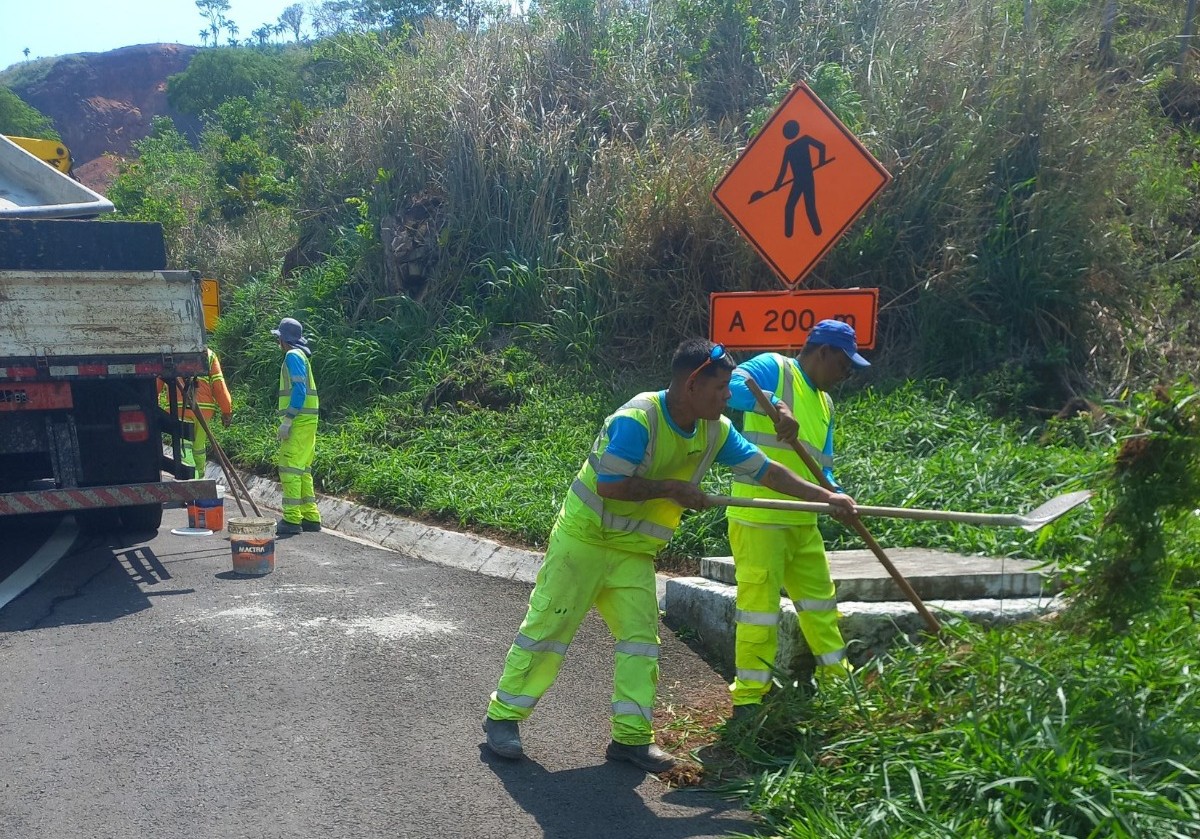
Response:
[710,289,878,351]
[711,83,892,287]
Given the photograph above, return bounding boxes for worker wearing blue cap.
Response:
[272,317,321,536]
[724,319,870,718]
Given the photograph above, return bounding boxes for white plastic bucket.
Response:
[227,516,276,575]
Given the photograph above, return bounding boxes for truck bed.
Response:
[0,269,206,380]
[0,135,113,219]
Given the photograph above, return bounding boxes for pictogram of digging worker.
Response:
[752,119,833,238]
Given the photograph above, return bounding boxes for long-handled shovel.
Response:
[748,158,837,204]
[706,490,1093,532]
[742,377,942,634]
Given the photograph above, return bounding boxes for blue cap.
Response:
[806,319,870,367]
[271,317,308,348]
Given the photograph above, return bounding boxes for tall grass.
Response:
[115,0,1200,408]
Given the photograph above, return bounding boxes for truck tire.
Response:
[120,503,164,534]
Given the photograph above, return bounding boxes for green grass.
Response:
[716,606,1200,838]
[217,361,1106,566]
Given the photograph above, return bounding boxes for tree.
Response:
[1099,0,1118,64]
[1179,0,1198,80]
[196,0,234,46]
[280,3,305,41]
[167,48,301,116]
[0,87,59,138]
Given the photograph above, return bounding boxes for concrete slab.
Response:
[664,575,1062,676]
[701,548,1060,601]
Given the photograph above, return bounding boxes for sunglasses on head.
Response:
[686,344,730,387]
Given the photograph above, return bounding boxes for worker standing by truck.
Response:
[724,319,870,718]
[273,317,321,536]
[161,347,233,478]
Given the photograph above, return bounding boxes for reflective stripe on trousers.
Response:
[487,527,661,746]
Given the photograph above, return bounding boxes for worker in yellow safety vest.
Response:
[160,347,233,477]
[482,338,858,772]
[272,317,321,536]
[724,319,870,720]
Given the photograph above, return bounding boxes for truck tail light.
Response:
[118,405,150,443]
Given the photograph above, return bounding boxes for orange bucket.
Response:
[187,493,225,531]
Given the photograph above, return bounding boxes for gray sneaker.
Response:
[276,519,303,536]
[483,717,523,759]
[605,740,679,773]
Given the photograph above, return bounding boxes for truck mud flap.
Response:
[0,479,216,517]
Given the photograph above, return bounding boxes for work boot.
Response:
[276,519,303,537]
[730,703,760,724]
[605,741,679,773]
[482,717,524,759]
[301,520,322,532]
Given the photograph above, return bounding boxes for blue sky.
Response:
[1,0,308,72]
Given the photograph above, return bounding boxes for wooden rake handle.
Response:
[742,377,941,635]
[187,391,260,519]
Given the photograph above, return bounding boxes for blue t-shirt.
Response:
[727,353,838,488]
[284,350,310,413]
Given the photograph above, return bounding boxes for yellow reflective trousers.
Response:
[277,420,319,525]
[487,528,661,745]
[729,520,851,706]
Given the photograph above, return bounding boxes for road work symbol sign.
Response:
[709,289,878,351]
[711,83,892,287]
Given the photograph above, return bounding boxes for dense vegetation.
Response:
[9,0,1200,832]
[0,84,58,138]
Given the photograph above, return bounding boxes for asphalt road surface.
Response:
[0,507,754,839]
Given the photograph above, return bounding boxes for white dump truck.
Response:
[0,134,215,531]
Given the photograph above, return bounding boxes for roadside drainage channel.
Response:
[665,550,1062,675]
[209,465,549,585]
[208,466,1060,669]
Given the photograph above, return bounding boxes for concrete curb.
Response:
[210,467,548,585]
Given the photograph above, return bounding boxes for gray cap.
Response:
[271,317,308,348]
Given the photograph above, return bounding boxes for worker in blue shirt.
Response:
[724,319,870,718]
[272,318,321,536]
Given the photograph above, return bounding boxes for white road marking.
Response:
[0,515,78,609]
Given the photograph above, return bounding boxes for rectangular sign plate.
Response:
[709,289,878,351]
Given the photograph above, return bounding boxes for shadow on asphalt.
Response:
[0,527,210,632]
[480,747,755,839]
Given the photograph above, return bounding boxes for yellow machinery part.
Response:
[5,135,72,173]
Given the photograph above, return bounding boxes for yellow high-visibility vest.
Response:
[729,354,832,525]
[558,391,733,553]
[277,349,319,424]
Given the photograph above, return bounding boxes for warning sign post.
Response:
[711,83,892,287]
[710,289,878,352]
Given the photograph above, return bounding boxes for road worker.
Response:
[159,346,233,478]
[272,317,321,536]
[483,338,857,772]
[724,319,870,718]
